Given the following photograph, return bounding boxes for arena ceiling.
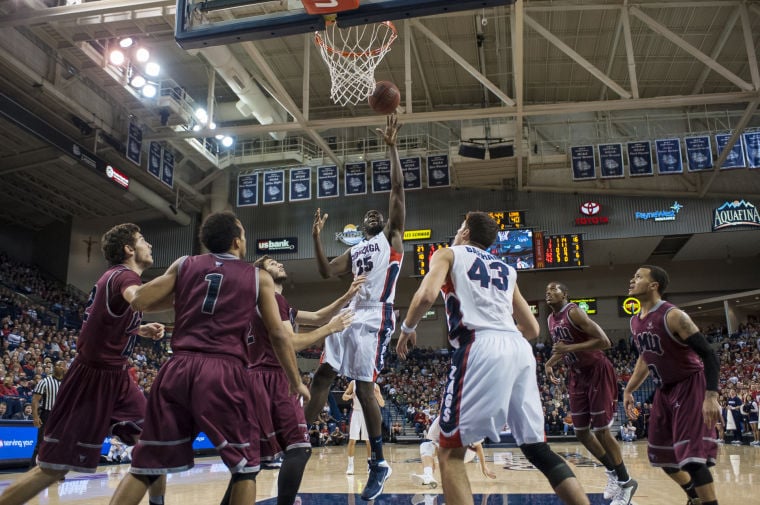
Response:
[0,0,759,267]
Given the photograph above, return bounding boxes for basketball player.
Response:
[219,255,362,505]
[342,379,385,475]
[108,212,309,505]
[545,281,637,505]
[306,113,405,501]
[411,416,496,488]
[397,212,590,505]
[0,223,167,505]
[623,265,721,505]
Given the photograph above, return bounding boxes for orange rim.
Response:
[314,21,398,58]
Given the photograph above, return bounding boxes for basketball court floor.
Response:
[1,441,757,504]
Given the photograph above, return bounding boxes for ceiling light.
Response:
[222,136,233,147]
[135,47,150,63]
[145,62,160,77]
[109,49,125,66]
[142,84,157,98]
[209,122,216,130]
[119,38,134,48]
[130,75,146,88]
[195,108,208,124]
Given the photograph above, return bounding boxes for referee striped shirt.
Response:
[32,376,62,411]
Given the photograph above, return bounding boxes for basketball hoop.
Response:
[314,20,397,107]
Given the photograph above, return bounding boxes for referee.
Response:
[30,359,67,468]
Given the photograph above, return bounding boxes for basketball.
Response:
[368,81,400,114]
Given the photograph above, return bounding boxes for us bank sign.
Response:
[713,200,760,230]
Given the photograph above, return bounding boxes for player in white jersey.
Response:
[306,113,405,502]
[342,380,385,475]
[397,212,590,505]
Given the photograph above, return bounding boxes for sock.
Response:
[598,452,615,472]
[348,456,354,466]
[423,466,434,478]
[149,497,165,505]
[369,436,384,463]
[613,462,630,483]
[681,480,699,499]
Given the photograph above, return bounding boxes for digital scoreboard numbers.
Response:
[488,210,525,229]
[543,234,584,268]
[413,242,450,276]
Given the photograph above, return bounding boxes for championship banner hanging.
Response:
[263,170,285,205]
[289,167,312,202]
[148,142,162,179]
[426,154,450,187]
[741,131,760,169]
[570,145,596,180]
[598,143,624,179]
[127,121,142,166]
[317,165,339,198]
[626,141,653,176]
[684,136,713,171]
[401,156,422,189]
[371,159,391,193]
[715,133,746,169]
[237,173,258,207]
[654,138,684,174]
[161,149,174,189]
[344,161,367,196]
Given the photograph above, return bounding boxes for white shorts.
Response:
[349,408,368,441]
[439,332,544,448]
[320,332,343,372]
[338,304,394,382]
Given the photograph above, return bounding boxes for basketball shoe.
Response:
[611,478,638,505]
[361,460,392,501]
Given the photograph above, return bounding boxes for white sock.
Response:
[348,456,354,465]
[423,467,433,478]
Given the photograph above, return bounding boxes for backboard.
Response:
[175,0,514,49]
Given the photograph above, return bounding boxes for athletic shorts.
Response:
[38,358,146,473]
[130,352,259,475]
[568,357,617,431]
[349,408,368,441]
[647,371,718,468]
[320,332,343,372]
[439,331,544,448]
[250,367,310,462]
[337,303,394,382]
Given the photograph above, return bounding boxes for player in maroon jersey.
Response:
[108,212,309,505]
[624,265,721,505]
[219,256,362,505]
[545,281,637,505]
[0,223,167,505]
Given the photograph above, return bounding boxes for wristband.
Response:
[400,321,416,333]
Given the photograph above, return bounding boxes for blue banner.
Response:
[148,142,162,179]
[570,145,596,180]
[598,143,624,179]
[237,173,258,207]
[426,154,450,187]
[289,167,311,202]
[127,121,142,166]
[317,165,339,198]
[655,138,684,174]
[715,133,746,169]
[684,136,713,171]
[743,131,760,169]
[344,161,367,196]
[0,424,36,462]
[263,170,285,205]
[627,141,653,176]
[161,149,174,189]
[371,159,391,193]
[401,156,422,190]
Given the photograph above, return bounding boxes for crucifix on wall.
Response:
[83,236,95,263]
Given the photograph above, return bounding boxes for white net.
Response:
[315,21,397,107]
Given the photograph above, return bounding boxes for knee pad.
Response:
[131,474,162,486]
[682,463,713,487]
[420,441,435,458]
[285,446,312,464]
[663,467,681,475]
[230,471,258,483]
[519,442,575,488]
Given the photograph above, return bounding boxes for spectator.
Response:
[620,421,636,442]
[0,402,10,419]
[12,403,33,420]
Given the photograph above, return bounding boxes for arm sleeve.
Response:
[684,332,719,392]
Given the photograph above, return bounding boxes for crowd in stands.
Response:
[2,249,759,448]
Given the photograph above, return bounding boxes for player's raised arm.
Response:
[512,284,539,340]
[312,208,351,278]
[377,114,405,244]
[296,275,365,326]
[126,257,182,312]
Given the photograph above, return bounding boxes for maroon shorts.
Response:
[130,352,259,474]
[249,367,310,462]
[38,358,145,473]
[647,371,718,468]
[568,358,617,431]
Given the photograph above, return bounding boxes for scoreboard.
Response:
[543,234,584,268]
[413,242,450,276]
[488,210,525,229]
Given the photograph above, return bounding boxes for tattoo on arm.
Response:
[676,310,699,338]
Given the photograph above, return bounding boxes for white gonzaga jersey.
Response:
[442,245,519,348]
[349,380,363,411]
[349,232,403,305]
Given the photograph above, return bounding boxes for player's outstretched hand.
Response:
[375,112,401,146]
[703,392,721,429]
[139,322,165,341]
[623,392,638,420]
[545,365,561,385]
[329,310,354,334]
[313,208,328,237]
[396,328,416,360]
[347,275,366,297]
[481,465,497,480]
